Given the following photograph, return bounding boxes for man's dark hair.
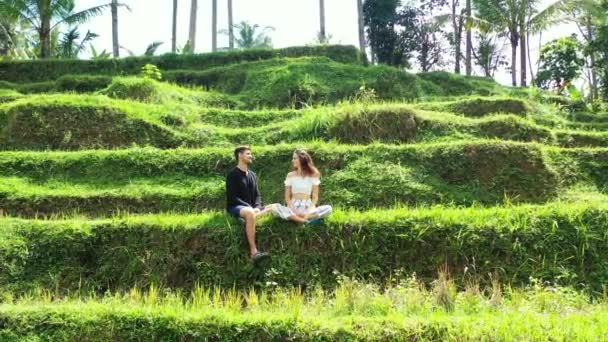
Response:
[234,145,251,161]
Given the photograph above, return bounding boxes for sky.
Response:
[74,0,579,86]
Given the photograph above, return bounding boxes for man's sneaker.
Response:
[251,251,270,265]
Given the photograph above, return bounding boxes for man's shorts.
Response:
[227,205,249,218]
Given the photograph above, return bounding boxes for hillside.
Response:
[0,45,607,340]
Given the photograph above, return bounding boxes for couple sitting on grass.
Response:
[226,145,333,262]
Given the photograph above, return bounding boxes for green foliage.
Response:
[100,77,236,107]
[363,0,412,67]
[0,281,605,340]
[0,141,576,217]
[55,74,112,93]
[222,21,275,49]
[164,57,495,108]
[0,45,365,82]
[140,64,162,80]
[536,36,585,93]
[56,27,98,59]
[0,201,607,292]
[0,0,114,58]
[0,96,184,150]
[446,97,530,117]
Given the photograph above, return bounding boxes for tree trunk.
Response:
[520,25,527,87]
[188,0,198,52]
[319,0,326,43]
[112,0,119,57]
[465,0,472,75]
[228,0,234,49]
[451,0,461,74]
[510,35,517,86]
[172,0,178,53]
[527,28,534,84]
[40,13,51,58]
[357,0,365,53]
[212,0,217,52]
[586,16,598,100]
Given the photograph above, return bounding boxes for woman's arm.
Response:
[311,185,319,207]
[285,186,293,207]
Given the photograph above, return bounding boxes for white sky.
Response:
[74,0,579,86]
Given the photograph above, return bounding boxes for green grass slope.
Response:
[0,141,582,216]
[0,201,607,293]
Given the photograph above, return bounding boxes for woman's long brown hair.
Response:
[293,149,320,177]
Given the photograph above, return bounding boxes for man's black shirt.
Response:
[226,166,263,210]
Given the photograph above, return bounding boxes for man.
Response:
[226,146,271,263]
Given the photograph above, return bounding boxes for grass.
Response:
[0,200,608,293]
[1,140,600,216]
[2,93,608,150]
[2,48,608,337]
[0,279,605,341]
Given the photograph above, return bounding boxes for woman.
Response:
[271,149,332,224]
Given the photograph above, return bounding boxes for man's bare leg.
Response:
[240,207,258,257]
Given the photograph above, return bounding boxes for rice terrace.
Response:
[0,0,607,340]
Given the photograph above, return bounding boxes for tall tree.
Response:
[319,0,326,43]
[228,0,234,49]
[363,0,407,66]
[212,0,217,52]
[474,0,521,86]
[594,0,608,99]
[58,26,97,58]
[519,0,571,87]
[566,0,605,100]
[450,0,464,73]
[0,16,34,58]
[535,35,585,93]
[223,21,274,49]
[472,29,508,77]
[0,0,114,58]
[188,0,197,52]
[465,0,472,75]
[357,0,365,53]
[111,0,118,57]
[172,0,177,53]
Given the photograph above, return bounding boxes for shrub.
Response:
[0,202,606,292]
[0,45,365,82]
[448,98,530,117]
[56,75,113,93]
[0,99,184,150]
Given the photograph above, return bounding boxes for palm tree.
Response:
[474,0,569,86]
[188,0,197,52]
[228,0,234,49]
[319,0,326,43]
[111,0,118,57]
[212,0,217,52]
[0,16,35,58]
[172,0,177,53]
[222,21,274,49]
[465,0,472,75]
[474,0,522,86]
[357,0,365,53]
[0,0,116,58]
[58,26,97,58]
[565,0,605,100]
[519,0,571,86]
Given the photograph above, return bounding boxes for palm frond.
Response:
[76,30,98,55]
[0,0,40,28]
[529,0,573,33]
[119,44,135,57]
[55,3,117,28]
[144,41,163,56]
